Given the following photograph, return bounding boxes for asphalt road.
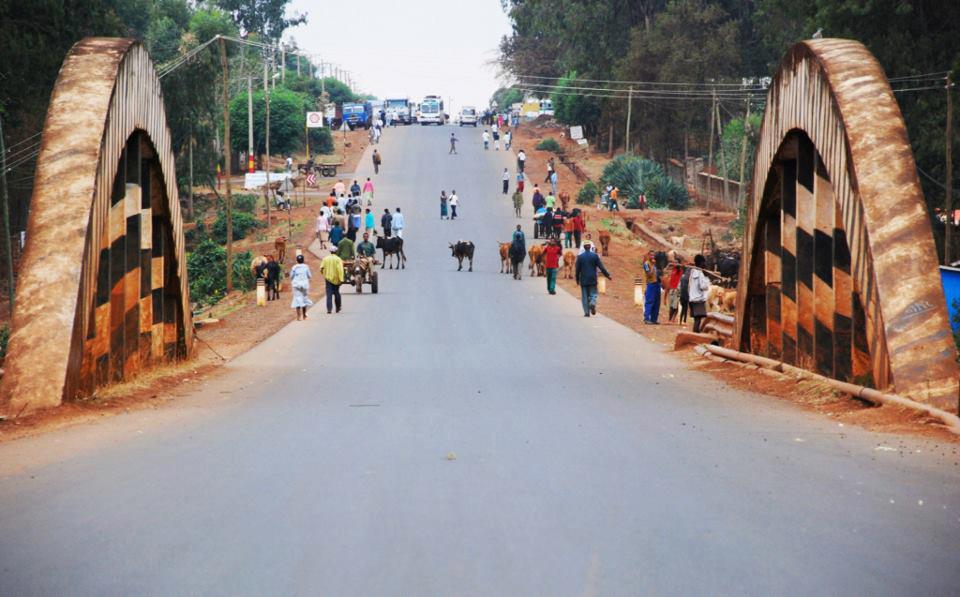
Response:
[0,124,958,596]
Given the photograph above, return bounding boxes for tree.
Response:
[229,87,309,156]
[491,86,523,110]
[551,71,601,135]
[214,0,306,41]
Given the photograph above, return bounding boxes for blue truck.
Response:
[342,102,373,130]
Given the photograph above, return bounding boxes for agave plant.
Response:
[600,155,686,209]
[645,176,690,210]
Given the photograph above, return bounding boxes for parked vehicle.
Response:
[385,97,412,124]
[459,106,478,127]
[342,102,373,130]
[419,95,445,125]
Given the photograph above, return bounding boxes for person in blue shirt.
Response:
[329,221,344,246]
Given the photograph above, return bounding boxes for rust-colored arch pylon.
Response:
[737,39,957,411]
[1,38,193,415]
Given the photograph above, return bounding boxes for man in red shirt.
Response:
[543,238,563,295]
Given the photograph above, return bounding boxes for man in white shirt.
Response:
[482,130,490,150]
[449,191,459,220]
[517,149,526,173]
[391,207,405,238]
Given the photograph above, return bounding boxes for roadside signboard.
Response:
[306,111,324,128]
[570,125,584,140]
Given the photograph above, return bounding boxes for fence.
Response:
[694,172,742,212]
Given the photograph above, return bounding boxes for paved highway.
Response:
[0,125,958,595]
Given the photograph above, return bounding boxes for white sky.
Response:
[284,0,512,113]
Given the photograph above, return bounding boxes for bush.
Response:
[536,137,562,153]
[233,193,259,214]
[577,180,598,205]
[308,127,335,155]
[601,154,689,210]
[212,210,263,244]
[187,240,253,307]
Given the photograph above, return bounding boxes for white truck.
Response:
[384,97,412,125]
[418,95,445,125]
[459,106,478,127]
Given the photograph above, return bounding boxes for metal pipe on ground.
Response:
[696,344,960,436]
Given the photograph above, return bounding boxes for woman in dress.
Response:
[440,190,449,219]
[316,210,330,249]
[361,177,375,202]
[290,254,313,321]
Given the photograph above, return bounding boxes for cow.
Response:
[250,255,268,277]
[498,242,511,274]
[598,230,611,256]
[717,255,740,286]
[450,240,475,271]
[275,236,287,263]
[721,289,737,313]
[562,250,576,279]
[669,235,686,248]
[559,191,571,211]
[528,243,545,277]
[375,234,406,269]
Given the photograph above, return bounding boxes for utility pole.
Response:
[737,97,752,211]
[320,59,325,95]
[219,37,234,292]
[296,53,300,77]
[0,114,15,311]
[716,100,729,208]
[946,71,954,265]
[625,86,634,153]
[263,48,271,222]
[188,128,194,219]
[708,91,716,172]
[247,76,254,173]
[281,44,286,84]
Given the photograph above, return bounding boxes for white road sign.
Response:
[306,111,325,128]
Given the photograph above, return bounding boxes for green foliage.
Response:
[577,180,599,205]
[0,323,9,360]
[552,71,601,134]
[308,127,334,155]
[212,209,263,243]
[229,88,309,156]
[719,110,763,182]
[536,137,562,153]
[600,154,689,210]
[187,240,253,306]
[233,193,259,214]
[491,86,523,109]
[214,0,306,41]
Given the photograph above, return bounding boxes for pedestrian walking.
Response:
[679,262,691,325]
[362,177,375,201]
[320,250,345,314]
[517,149,526,173]
[563,213,575,248]
[665,258,683,322]
[545,192,556,209]
[542,207,555,240]
[392,207,405,238]
[482,130,490,150]
[552,208,565,240]
[440,190,449,219]
[334,179,346,197]
[575,242,611,317]
[329,220,344,246]
[290,254,314,321]
[381,208,393,238]
[493,128,501,150]
[449,191,459,219]
[543,238,563,295]
[502,168,510,194]
[512,188,523,218]
[578,233,596,254]
[510,225,526,280]
[571,209,585,249]
[372,150,382,174]
[265,256,281,301]
[545,157,555,183]
[642,250,662,324]
[550,170,558,196]
[364,207,375,232]
[516,171,525,193]
[638,191,647,210]
[505,130,512,150]
[688,254,712,332]
[350,180,361,197]
[449,133,459,154]
[316,210,330,249]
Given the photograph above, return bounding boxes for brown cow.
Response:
[562,250,576,279]
[499,242,511,274]
[598,230,611,256]
[559,191,571,211]
[528,244,546,277]
[275,236,287,263]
